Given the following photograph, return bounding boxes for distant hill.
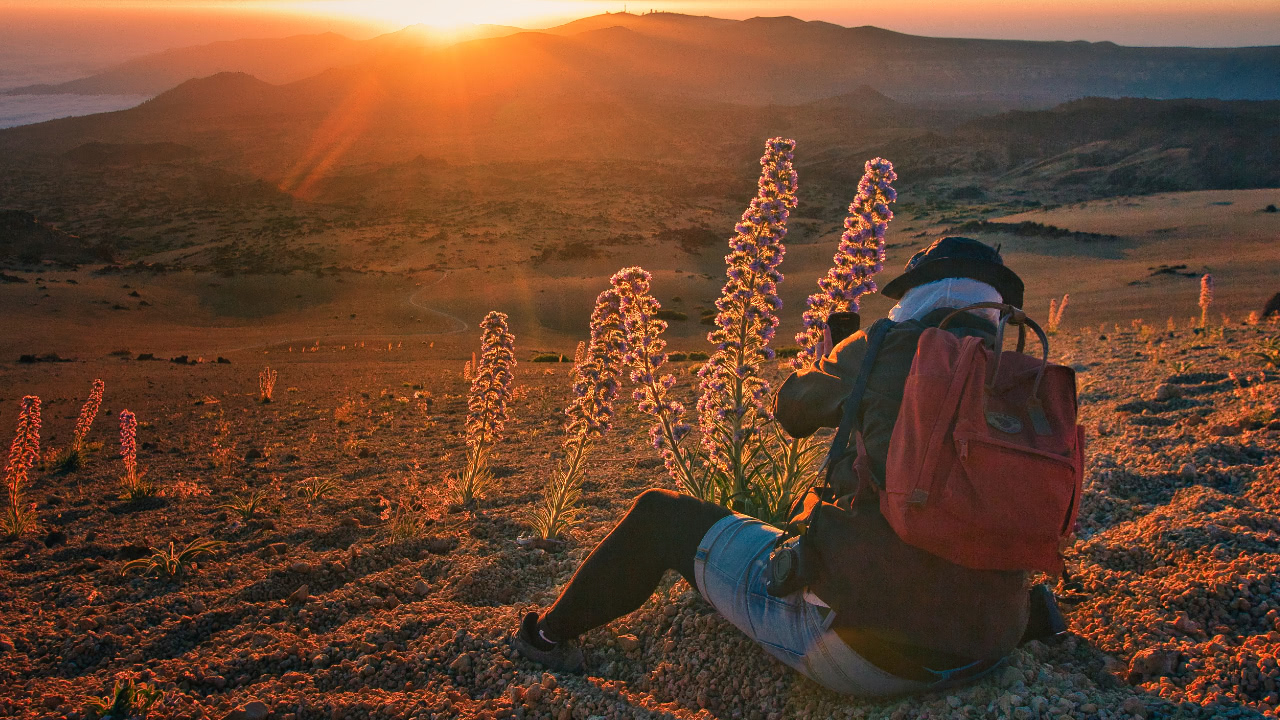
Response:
[8,13,1279,105]
[832,97,1280,197]
[0,209,112,266]
[4,25,524,98]
[64,141,197,166]
[0,13,1277,201]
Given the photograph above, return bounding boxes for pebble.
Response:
[222,701,269,720]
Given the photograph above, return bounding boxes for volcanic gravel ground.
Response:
[1,321,1278,719]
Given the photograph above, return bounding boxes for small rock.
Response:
[1154,384,1181,401]
[1178,463,1197,480]
[290,561,313,574]
[1173,614,1202,634]
[222,700,269,720]
[42,694,66,710]
[616,634,640,652]
[524,683,543,702]
[270,542,288,555]
[287,584,310,604]
[540,672,557,690]
[413,579,430,596]
[450,654,472,673]
[1128,648,1177,682]
[1120,696,1147,717]
[1209,423,1242,437]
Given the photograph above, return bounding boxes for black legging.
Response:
[540,488,732,641]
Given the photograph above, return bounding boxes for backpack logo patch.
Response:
[985,411,1023,435]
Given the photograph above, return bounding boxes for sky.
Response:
[0,0,1277,46]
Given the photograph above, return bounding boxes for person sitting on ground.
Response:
[513,237,1040,696]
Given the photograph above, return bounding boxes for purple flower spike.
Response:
[465,311,517,451]
[794,157,897,366]
[697,138,798,480]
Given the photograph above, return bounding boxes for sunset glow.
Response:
[288,0,617,29]
[3,0,1277,46]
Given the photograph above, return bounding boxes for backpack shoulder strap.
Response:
[823,318,894,488]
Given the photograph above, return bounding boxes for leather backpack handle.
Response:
[939,303,1054,433]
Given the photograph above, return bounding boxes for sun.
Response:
[286,0,618,30]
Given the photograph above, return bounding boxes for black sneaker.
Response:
[511,611,584,673]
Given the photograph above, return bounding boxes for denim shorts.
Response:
[692,513,929,697]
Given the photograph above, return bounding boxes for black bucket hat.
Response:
[881,236,1025,308]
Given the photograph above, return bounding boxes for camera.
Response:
[826,311,861,344]
[766,535,815,598]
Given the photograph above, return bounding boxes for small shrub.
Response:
[530,352,566,362]
[1248,337,1280,369]
[50,446,86,473]
[774,346,801,359]
[161,480,209,500]
[221,488,268,520]
[528,470,583,541]
[686,351,710,361]
[122,538,222,578]
[667,351,688,362]
[380,477,443,540]
[655,309,688,322]
[259,366,278,403]
[334,399,359,426]
[447,463,494,509]
[83,676,164,719]
[298,476,338,504]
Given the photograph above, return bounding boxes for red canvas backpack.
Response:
[828,303,1084,574]
[876,303,1084,573]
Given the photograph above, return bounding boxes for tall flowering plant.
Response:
[1047,294,1070,334]
[3,396,41,538]
[610,267,708,495]
[602,144,900,522]
[1199,274,1215,329]
[529,289,626,540]
[453,311,516,507]
[692,138,801,506]
[73,379,105,451]
[794,158,897,366]
[118,409,155,499]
